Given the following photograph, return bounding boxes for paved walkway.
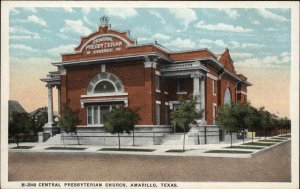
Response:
[8,135,291,158]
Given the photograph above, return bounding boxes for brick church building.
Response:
[41,16,251,145]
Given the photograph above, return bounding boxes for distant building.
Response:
[9,100,27,113]
[41,16,251,144]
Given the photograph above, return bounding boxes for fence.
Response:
[9,133,38,143]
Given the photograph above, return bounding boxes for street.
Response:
[9,141,290,182]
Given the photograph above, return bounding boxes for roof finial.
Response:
[100,15,109,27]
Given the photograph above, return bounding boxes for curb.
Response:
[250,139,290,158]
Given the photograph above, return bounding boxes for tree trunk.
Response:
[132,129,135,146]
[242,129,245,144]
[118,132,121,149]
[75,130,80,145]
[230,132,232,147]
[183,126,186,151]
[16,133,19,147]
[265,129,267,140]
[62,130,66,148]
[260,128,262,139]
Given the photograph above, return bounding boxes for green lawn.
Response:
[278,135,291,138]
[99,148,155,152]
[225,146,264,150]
[10,146,34,149]
[271,137,288,140]
[258,139,283,142]
[46,147,87,150]
[165,149,189,153]
[205,150,253,154]
[242,142,275,146]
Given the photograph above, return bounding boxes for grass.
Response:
[258,139,283,142]
[165,149,189,153]
[46,147,87,150]
[205,150,253,154]
[99,148,155,152]
[278,135,291,138]
[225,146,264,150]
[271,137,288,140]
[10,146,33,149]
[242,142,275,146]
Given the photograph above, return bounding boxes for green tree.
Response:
[232,103,255,143]
[103,107,140,149]
[281,117,291,136]
[216,104,239,147]
[30,111,48,135]
[258,107,273,140]
[58,102,81,145]
[9,112,31,147]
[247,106,261,143]
[170,98,203,151]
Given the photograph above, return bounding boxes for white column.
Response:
[47,84,54,125]
[200,76,206,122]
[192,74,200,111]
[57,85,61,116]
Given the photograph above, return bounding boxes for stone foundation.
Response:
[60,125,173,146]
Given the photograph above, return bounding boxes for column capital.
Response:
[144,61,157,68]
[191,73,201,78]
[55,84,61,89]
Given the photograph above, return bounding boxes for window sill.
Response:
[164,92,169,95]
[177,92,187,95]
[156,90,161,93]
[78,125,104,127]
[81,92,128,98]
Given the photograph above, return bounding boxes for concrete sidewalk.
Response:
[8,135,291,158]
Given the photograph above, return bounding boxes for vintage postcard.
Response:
[1,1,299,189]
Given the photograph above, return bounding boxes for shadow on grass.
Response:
[45,147,87,150]
[271,137,288,140]
[10,146,34,149]
[205,150,253,154]
[258,139,283,142]
[99,148,155,152]
[165,149,190,153]
[242,142,275,146]
[225,146,264,150]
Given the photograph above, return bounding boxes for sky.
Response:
[8,7,291,118]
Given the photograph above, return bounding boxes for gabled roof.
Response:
[9,100,27,113]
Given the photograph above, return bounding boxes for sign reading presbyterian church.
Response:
[85,36,123,55]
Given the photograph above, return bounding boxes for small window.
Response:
[94,81,116,93]
[155,75,160,91]
[212,80,216,95]
[87,107,92,125]
[213,104,217,125]
[224,88,232,105]
[93,106,99,124]
[177,79,186,92]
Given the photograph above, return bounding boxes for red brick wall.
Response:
[220,75,236,105]
[61,61,157,125]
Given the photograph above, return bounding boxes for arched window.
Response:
[224,88,232,105]
[87,72,124,95]
[94,81,116,93]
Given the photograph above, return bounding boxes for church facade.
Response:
[41,16,250,145]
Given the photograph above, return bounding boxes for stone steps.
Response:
[44,134,62,144]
